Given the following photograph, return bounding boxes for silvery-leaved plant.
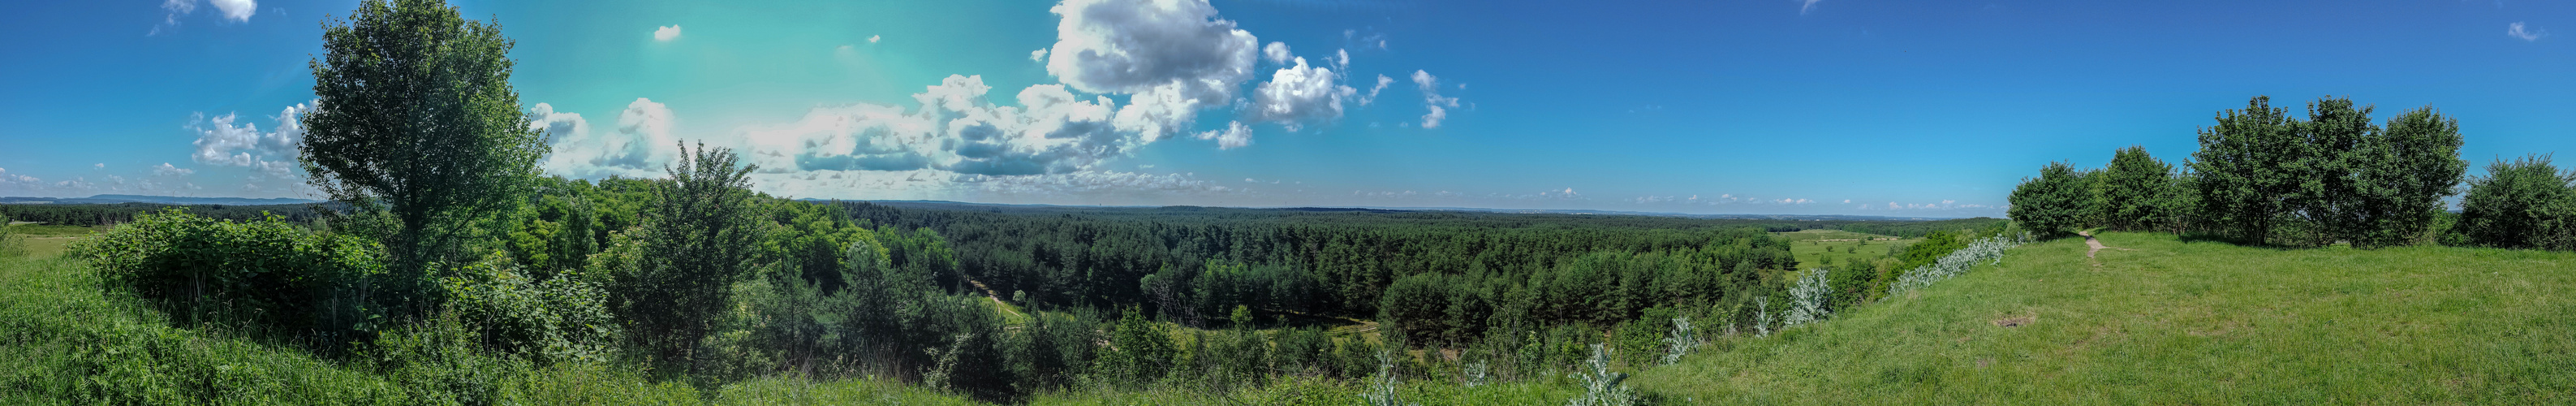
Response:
[1784,268,1833,326]
[1888,232,2030,296]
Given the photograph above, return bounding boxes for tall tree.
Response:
[2095,146,2178,231]
[2190,96,2302,244]
[2349,107,2467,248]
[610,142,761,371]
[2458,154,2576,250]
[2289,97,2379,245]
[302,0,548,304]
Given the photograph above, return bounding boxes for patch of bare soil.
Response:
[1992,315,2035,328]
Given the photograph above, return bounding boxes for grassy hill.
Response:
[1631,232,2576,404]
[9,231,2574,404]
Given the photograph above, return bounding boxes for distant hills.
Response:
[0,194,323,206]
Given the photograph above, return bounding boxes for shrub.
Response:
[440,253,618,365]
[74,209,386,344]
[1888,232,2027,296]
[2458,154,2576,250]
[2010,162,2096,239]
[1783,268,1832,327]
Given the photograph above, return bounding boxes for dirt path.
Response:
[962,278,1023,320]
[2080,231,2108,258]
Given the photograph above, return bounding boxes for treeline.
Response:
[2011,96,2493,248]
[0,202,338,227]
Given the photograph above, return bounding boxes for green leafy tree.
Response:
[2009,161,2093,238]
[607,142,760,372]
[302,0,549,309]
[2458,155,2576,250]
[2190,96,2302,244]
[2096,145,2178,231]
[2348,106,2467,247]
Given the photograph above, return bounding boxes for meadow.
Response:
[1632,231,2576,404]
[1773,229,1915,266]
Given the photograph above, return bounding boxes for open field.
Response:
[1773,229,1914,266]
[1631,232,2576,404]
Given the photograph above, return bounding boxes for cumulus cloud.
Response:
[1194,120,1251,149]
[868,34,882,43]
[208,0,255,22]
[1263,41,1292,64]
[654,25,682,41]
[2509,22,2547,41]
[1030,49,1050,63]
[1411,70,1461,128]
[728,75,1147,176]
[153,163,194,176]
[1043,0,1259,138]
[190,102,308,176]
[1244,51,1357,130]
[539,99,684,179]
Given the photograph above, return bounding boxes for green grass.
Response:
[1630,231,2576,404]
[1775,229,1913,266]
[8,224,112,237]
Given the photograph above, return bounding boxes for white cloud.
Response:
[869,34,882,43]
[539,99,683,179]
[1798,0,1824,15]
[1043,0,1258,139]
[2509,22,2547,41]
[1194,120,1252,149]
[162,0,197,15]
[1030,49,1050,63]
[95,163,106,170]
[1359,75,1394,106]
[1263,41,1292,64]
[1411,70,1461,128]
[730,75,1141,176]
[153,163,194,176]
[209,0,255,22]
[654,25,683,41]
[1245,56,1356,131]
[190,102,310,176]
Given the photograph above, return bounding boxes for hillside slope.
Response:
[1632,232,2576,404]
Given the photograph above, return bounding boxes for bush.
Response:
[2010,162,2096,239]
[2458,154,2576,250]
[74,209,387,345]
[441,253,619,365]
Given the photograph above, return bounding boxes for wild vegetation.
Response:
[8,0,2574,404]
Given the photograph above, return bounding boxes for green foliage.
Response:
[2458,154,2576,250]
[608,142,761,373]
[2188,96,2467,247]
[0,214,20,258]
[74,209,387,346]
[304,0,550,296]
[440,253,618,365]
[1097,308,1177,387]
[2360,107,2470,247]
[2009,161,2096,238]
[2191,96,2304,244]
[2095,145,2182,231]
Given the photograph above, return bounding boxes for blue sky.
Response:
[2,0,2570,217]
